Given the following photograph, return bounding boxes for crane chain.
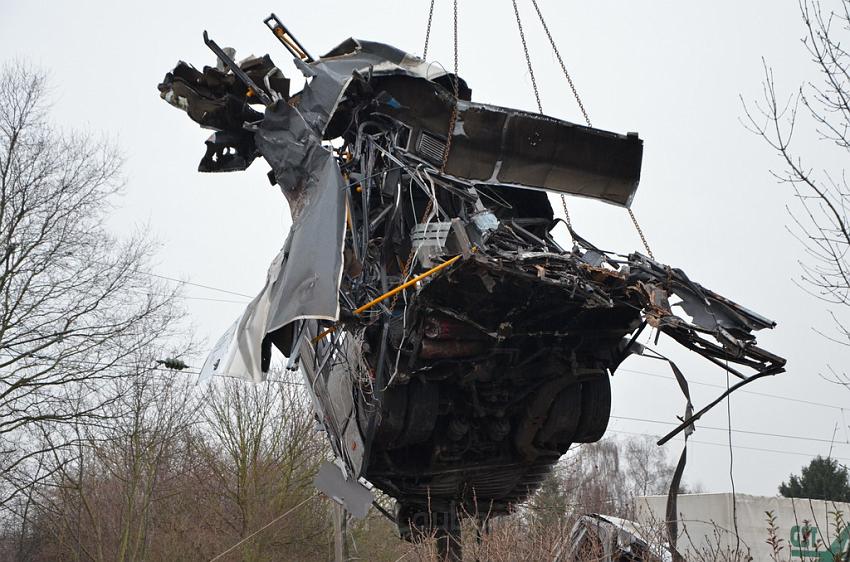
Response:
[511,0,575,231]
[442,0,459,174]
[511,0,543,114]
[530,0,591,127]
[522,0,655,257]
[423,1,655,258]
[390,0,460,315]
[423,0,436,59]
[629,208,655,260]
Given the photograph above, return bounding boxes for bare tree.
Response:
[0,60,181,509]
[12,370,334,562]
[562,439,631,517]
[195,372,329,561]
[623,436,679,498]
[29,364,200,562]
[527,436,686,523]
[743,0,850,379]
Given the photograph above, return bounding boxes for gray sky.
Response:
[3,0,849,497]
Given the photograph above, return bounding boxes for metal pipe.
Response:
[312,254,464,344]
[353,255,461,316]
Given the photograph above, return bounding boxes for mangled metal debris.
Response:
[557,514,669,562]
[158,14,785,550]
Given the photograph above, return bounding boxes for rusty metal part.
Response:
[424,316,487,340]
[418,339,488,359]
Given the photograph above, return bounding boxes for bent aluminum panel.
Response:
[376,76,643,207]
[444,102,643,207]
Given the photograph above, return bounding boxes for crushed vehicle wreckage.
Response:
[157,14,786,552]
[557,514,669,562]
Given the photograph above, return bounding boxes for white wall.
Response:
[638,493,850,560]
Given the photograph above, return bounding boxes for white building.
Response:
[637,493,850,561]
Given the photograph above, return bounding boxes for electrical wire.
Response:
[209,493,318,562]
[3,351,843,446]
[16,353,837,451]
[129,289,249,305]
[0,352,305,386]
[617,367,846,411]
[609,415,847,446]
[136,270,253,298]
[608,429,850,464]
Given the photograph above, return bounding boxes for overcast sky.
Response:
[3,0,849,498]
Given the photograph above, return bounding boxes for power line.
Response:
[12,350,841,446]
[130,288,249,305]
[87,257,256,300]
[0,352,204,377]
[175,294,249,304]
[610,415,848,446]
[617,367,846,411]
[209,493,319,562]
[139,270,254,299]
[0,352,307,386]
[124,274,843,418]
[608,428,850,464]
[3,351,847,436]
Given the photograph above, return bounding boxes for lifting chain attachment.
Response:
[516,0,655,256]
[511,0,575,231]
[530,0,591,127]
[511,0,542,114]
[391,0,461,315]
[423,0,436,59]
[628,207,655,260]
[441,0,460,174]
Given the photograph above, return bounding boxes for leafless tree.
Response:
[743,0,850,385]
[195,372,329,561]
[561,439,631,516]
[19,370,333,562]
[528,436,687,523]
[0,60,181,509]
[623,435,679,498]
[29,364,200,562]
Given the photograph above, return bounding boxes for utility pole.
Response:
[332,502,348,562]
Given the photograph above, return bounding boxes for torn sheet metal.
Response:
[314,461,373,519]
[158,20,784,542]
[198,247,286,382]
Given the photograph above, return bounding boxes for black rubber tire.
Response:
[573,375,611,443]
[538,383,582,450]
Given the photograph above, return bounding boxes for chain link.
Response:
[511,0,573,231]
[441,0,460,173]
[511,0,543,114]
[422,0,436,59]
[391,0,460,313]
[526,0,653,256]
[628,208,654,260]
[559,195,571,228]
[453,0,458,77]
[530,0,591,127]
